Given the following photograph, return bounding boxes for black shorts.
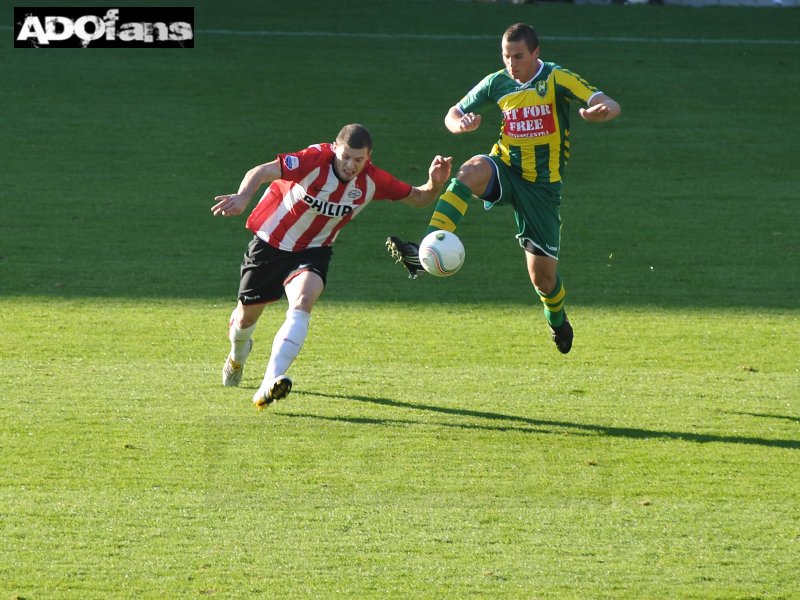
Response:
[237,236,333,305]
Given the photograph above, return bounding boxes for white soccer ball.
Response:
[418,230,465,277]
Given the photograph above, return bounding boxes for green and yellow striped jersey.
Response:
[457,62,599,183]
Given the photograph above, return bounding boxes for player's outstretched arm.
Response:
[399,155,453,208]
[579,93,621,123]
[211,160,282,217]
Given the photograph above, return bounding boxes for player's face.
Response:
[502,38,540,83]
[333,143,371,181]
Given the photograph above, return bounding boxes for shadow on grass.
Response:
[292,391,800,451]
[728,411,800,424]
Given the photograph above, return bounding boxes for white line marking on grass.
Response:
[1,24,796,45]
[198,28,800,46]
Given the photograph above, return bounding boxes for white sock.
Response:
[229,311,256,363]
[264,308,310,381]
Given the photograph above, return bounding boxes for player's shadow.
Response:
[292,391,800,451]
[726,411,800,424]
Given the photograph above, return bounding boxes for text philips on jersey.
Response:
[14,8,194,48]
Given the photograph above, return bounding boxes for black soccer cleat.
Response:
[386,236,424,280]
[550,314,574,354]
[252,376,292,410]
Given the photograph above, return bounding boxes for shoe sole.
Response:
[386,237,423,279]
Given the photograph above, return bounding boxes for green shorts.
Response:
[482,155,563,259]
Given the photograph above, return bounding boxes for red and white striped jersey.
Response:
[245,143,413,251]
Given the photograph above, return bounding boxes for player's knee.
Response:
[285,272,324,314]
[531,273,557,296]
[235,304,260,329]
[289,296,316,314]
[456,157,491,194]
[237,313,258,329]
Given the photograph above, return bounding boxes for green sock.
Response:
[425,178,472,236]
[537,275,566,327]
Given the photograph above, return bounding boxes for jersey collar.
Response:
[512,59,544,88]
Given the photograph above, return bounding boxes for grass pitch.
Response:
[1,1,799,598]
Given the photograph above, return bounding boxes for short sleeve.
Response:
[277,144,329,182]
[369,165,413,201]
[456,72,497,114]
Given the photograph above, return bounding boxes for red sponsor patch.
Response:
[502,104,556,139]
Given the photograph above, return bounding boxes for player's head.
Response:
[503,23,539,52]
[333,124,372,181]
[502,23,540,83]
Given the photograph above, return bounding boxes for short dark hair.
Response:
[336,124,373,151]
[503,23,539,52]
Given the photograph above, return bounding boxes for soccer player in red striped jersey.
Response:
[387,23,620,354]
[212,124,452,408]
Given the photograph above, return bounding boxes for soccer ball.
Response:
[418,230,465,277]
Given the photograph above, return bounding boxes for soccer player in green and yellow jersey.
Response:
[387,22,620,353]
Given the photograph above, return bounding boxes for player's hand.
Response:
[211,193,249,217]
[459,112,482,132]
[429,155,453,188]
[579,95,621,123]
[579,104,611,122]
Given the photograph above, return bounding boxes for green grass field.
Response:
[2,1,799,598]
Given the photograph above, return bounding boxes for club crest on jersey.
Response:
[536,80,548,97]
[284,155,299,170]
[347,188,362,200]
